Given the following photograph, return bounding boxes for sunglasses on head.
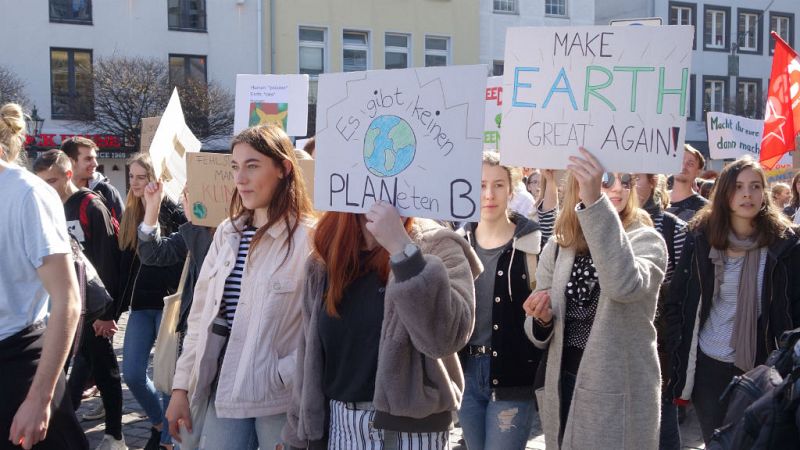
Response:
[601,173,634,190]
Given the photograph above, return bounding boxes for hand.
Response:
[166,390,192,443]
[143,182,163,227]
[181,188,192,224]
[567,147,604,206]
[9,394,50,449]
[542,169,555,182]
[523,290,553,324]
[364,202,412,255]
[93,320,118,338]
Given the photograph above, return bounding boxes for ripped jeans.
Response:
[458,355,537,450]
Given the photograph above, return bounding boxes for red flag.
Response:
[761,32,800,169]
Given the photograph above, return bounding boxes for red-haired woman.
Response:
[282,203,480,449]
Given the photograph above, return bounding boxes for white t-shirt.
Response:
[0,165,70,341]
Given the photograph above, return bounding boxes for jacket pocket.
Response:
[567,387,625,450]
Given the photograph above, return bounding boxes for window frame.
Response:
[384,32,411,70]
[703,5,731,53]
[167,0,207,33]
[544,0,567,17]
[702,75,730,116]
[688,74,697,121]
[492,60,504,76]
[669,2,697,50]
[49,0,93,25]
[168,53,208,88]
[342,30,371,73]
[493,0,518,15]
[736,8,763,55]
[736,77,762,119]
[298,26,328,77]
[424,35,451,67]
[769,12,795,54]
[50,47,94,120]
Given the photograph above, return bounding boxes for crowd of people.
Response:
[2,98,799,450]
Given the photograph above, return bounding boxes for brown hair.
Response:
[482,150,522,189]
[303,136,315,157]
[554,172,652,254]
[771,182,791,204]
[118,153,156,251]
[229,125,313,258]
[790,172,800,209]
[684,144,706,170]
[61,136,98,161]
[690,156,793,249]
[0,103,26,164]
[32,149,72,174]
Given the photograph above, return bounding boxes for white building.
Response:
[597,0,800,171]
[480,0,596,75]
[1,0,260,193]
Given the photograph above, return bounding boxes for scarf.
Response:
[709,232,761,371]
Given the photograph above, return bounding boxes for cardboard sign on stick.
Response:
[484,76,503,150]
[313,65,487,222]
[185,153,234,227]
[140,116,161,153]
[234,74,309,136]
[501,25,694,173]
[706,112,763,160]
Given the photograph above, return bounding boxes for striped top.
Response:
[652,212,687,284]
[220,227,257,327]
[537,206,556,248]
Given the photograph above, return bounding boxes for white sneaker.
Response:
[95,434,127,450]
[82,403,105,421]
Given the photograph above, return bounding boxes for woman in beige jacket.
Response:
[165,124,314,449]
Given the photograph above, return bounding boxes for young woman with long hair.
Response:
[783,172,800,219]
[456,152,544,450]
[667,156,800,443]
[523,147,667,449]
[282,203,481,449]
[118,152,186,450]
[165,124,314,449]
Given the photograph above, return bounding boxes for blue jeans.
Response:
[200,395,286,450]
[459,355,537,450]
[122,309,171,445]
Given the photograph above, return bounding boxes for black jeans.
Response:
[691,350,743,443]
[0,323,88,450]
[67,325,123,440]
[558,370,577,445]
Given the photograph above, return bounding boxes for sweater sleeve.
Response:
[385,233,476,359]
[137,224,189,267]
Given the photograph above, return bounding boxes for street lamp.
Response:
[26,105,45,138]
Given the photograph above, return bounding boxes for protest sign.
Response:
[149,88,202,201]
[500,25,694,173]
[185,153,234,227]
[234,74,309,136]
[706,112,763,160]
[314,65,486,222]
[766,153,795,184]
[140,116,161,153]
[484,76,503,150]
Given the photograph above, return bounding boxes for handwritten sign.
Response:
[706,112,763,160]
[140,116,161,153]
[185,153,234,227]
[484,76,503,150]
[314,65,486,221]
[234,74,309,136]
[500,26,694,173]
[766,153,795,184]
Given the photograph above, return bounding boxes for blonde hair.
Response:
[0,103,27,164]
[118,153,156,251]
[554,172,652,254]
[482,151,522,189]
[771,182,790,203]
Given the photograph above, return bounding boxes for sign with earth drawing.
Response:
[314,65,487,221]
[234,74,309,136]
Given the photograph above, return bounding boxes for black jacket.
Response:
[460,213,544,398]
[118,198,187,314]
[88,173,125,221]
[666,226,800,401]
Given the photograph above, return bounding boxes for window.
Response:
[737,79,762,118]
[770,13,795,54]
[737,10,762,54]
[299,27,327,76]
[703,77,728,114]
[168,0,206,32]
[50,0,92,24]
[493,61,504,76]
[50,48,93,119]
[169,54,207,87]
[688,74,697,121]
[669,2,697,49]
[545,0,566,17]
[425,36,450,67]
[385,34,410,70]
[704,6,730,51]
[493,0,517,14]
[343,31,369,72]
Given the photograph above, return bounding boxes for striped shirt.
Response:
[220,227,256,327]
[652,212,687,284]
[537,206,557,248]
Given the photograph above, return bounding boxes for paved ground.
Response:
[78,313,706,449]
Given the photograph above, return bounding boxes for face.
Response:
[128,163,150,198]
[634,173,652,206]
[73,146,98,181]
[231,142,286,211]
[773,188,791,206]
[526,172,541,197]
[37,167,71,199]
[675,151,701,182]
[480,164,512,222]
[601,172,633,213]
[728,168,764,222]
[795,178,800,196]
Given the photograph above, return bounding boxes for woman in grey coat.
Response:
[523,148,667,449]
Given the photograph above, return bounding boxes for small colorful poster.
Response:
[235,74,309,136]
[484,76,503,150]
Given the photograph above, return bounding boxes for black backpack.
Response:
[707,328,800,449]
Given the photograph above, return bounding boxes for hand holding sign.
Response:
[364,201,413,255]
[567,147,604,206]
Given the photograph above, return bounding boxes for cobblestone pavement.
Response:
[78,313,706,449]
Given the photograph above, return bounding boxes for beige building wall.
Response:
[263,0,480,75]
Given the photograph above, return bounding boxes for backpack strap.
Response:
[78,193,97,241]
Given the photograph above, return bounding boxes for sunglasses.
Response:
[601,173,634,190]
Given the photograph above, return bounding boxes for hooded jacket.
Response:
[88,171,125,220]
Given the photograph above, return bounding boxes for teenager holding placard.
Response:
[165,124,314,449]
[524,148,666,449]
[666,157,800,443]
[282,203,480,449]
[118,153,186,450]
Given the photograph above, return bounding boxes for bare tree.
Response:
[177,78,234,144]
[0,65,30,107]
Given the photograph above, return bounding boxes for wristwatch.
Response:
[390,243,420,264]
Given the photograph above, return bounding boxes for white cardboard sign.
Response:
[706,112,763,160]
[484,76,503,150]
[500,25,694,173]
[314,65,487,222]
[234,74,309,136]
